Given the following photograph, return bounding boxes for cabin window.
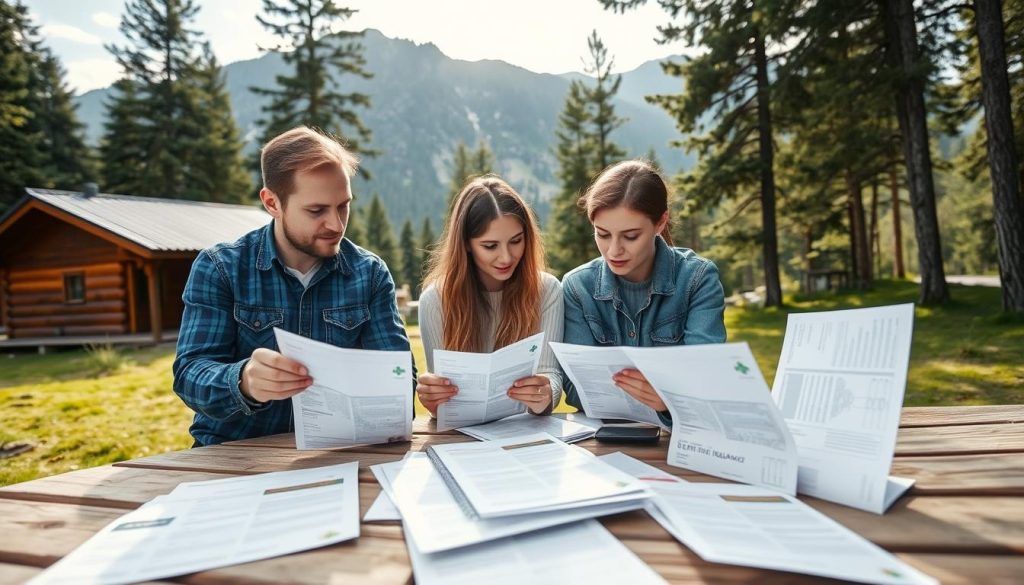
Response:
[64,273,85,303]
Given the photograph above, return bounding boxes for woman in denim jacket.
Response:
[561,160,726,424]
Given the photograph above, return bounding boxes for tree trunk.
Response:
[871,179,880,279]
[890,163,906,278]
[803,228,813,293]
[754,30,783,307]
[974,0,1024,311]
[848,174,872,289]
[883,0,949,304]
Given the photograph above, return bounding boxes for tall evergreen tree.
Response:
[583,30,627,169]
[882,0,949,304]
[398,219,420,297]
[0,1,42,212]
[547,80,596,276]
[101,0,249,201]
[602,0,790,307]
[418,216,436,288]
[344,200,365,245]
[26,50,97,191]
[252,0,374,164]
[364,193,398,271]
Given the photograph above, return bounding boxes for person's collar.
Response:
[592,235,675,300]
[255,220,349,276]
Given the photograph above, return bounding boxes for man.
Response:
[173,126,411,446]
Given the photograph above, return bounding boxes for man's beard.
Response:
[282,220,343,260]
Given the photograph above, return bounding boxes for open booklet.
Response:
[371,452,645,553]
[275,328,414,450]
[425,432,650,519]
[435,332,544,432]
[549,343,665,428]
[458,412,601,443]
[405,519,668,585]
[553,341,799,494]
[771,304,917,513]
[29,463,361,585]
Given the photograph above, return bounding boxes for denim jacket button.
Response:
[628,330,635,338]
[254,320,262,328]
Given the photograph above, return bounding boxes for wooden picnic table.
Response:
[1,405,1022,584]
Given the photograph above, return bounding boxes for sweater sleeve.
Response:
[536,273,564,411]
[418,285,444,373]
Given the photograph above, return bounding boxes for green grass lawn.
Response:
[1,279,1021,486]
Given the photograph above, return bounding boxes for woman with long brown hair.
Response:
[416,175,563,416]
[562,160,726,425]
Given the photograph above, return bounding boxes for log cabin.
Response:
[0,187,270,343]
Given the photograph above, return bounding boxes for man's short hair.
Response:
[260,126,359,202]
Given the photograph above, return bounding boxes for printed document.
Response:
[275,328,413,449]
[405,519,668,585]
[372,454,643,553]
[649,482,936,585]
[770,304,916,513]
[549,343,664,427]
[425,432,648,518]
[559,341,800,493]
[458,412,599,443]
[30,463,361,585]
[435,332,544,431]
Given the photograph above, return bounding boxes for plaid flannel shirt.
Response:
[172,222,411,446]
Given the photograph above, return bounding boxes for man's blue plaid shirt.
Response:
[172,222,412,446]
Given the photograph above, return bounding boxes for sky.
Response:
[25,0,678,95]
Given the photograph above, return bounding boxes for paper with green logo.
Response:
[435,332,545,432]
[275,328,414,449]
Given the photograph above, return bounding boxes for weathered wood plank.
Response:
[0,563,177,585]
[225,432,473,452]
[900,405,1024,428]
[112,445,407,475]
[892,453,1024,495]
[896,554,1024,585]
[896,423,1024,456]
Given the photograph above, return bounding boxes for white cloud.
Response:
[92,12,120,29]
[42,23,103,46]
[65,58,121,94]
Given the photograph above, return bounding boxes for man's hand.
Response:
[613,368,666,411]
[507,374,553,414]
[240,348,313,403]
[416,373,458,416]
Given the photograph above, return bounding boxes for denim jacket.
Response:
[561,236,727,423]
[172,222,411,446]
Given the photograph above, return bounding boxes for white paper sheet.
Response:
[549,343,664,427]
[770,304,916,513]
[434,333,544,431]
[372,455,644,553]
[458,412,597,443]
[648,482,937,585]
[405,520,668,585]
[274,328,414,450]
[29,463,361,585]
[624,342,799,494]
[598,452,688,485]
[363,490,401,522]
[425,432,648,518]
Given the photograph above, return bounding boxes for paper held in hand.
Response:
[434,332,544,432]
[275,328,414,450]
[771,303,917,513]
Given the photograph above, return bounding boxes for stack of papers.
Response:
[425,432,650,518]
[458,412,601,443]
[30,463,361,584]
[275,328,414,450]
[435,333,544,431]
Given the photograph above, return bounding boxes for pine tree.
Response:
[602,0,790,307]
[344,201,365,245]
[252,0,374,165]
[186,44,251,202]
[0,1,42,212]
[418,216,436,290]
[364,194,398,271]
[547,80,596,276]
[26,50,97,191]
[398,219,420,297]
[446,140,494,209]
[583,30,626,169]
[101,0,249,200]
